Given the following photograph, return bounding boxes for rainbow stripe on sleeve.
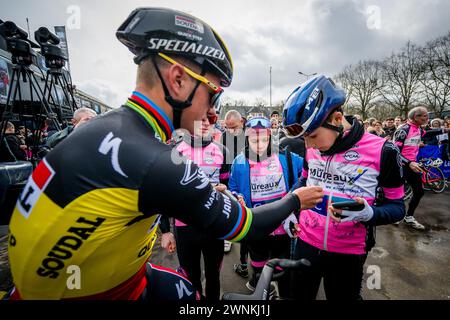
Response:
[220,204,253,242]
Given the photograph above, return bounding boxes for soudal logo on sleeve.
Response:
[17,158,55,219]
[175,15,204,34]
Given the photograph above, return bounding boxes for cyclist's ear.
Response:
[327,110,344,126]
[166,63,192,95]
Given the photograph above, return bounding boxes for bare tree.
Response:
[334,69,354,106]
[253,97,268,107]
[378,41,425,118]
[343,60,384,119]
[419,34,450,116]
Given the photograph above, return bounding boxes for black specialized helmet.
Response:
[116,7,233,87]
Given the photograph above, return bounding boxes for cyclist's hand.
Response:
[329,197,374,223]
[237,195,246,207]
[214,183,227,193]
[161,232,176,254]
[293,186,324,210]
[409,161,424,173]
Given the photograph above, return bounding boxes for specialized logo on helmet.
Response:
[180,160,210,189]
[305,87,320,111]
[148,38,226,60]
[175,15,204,34]
[343,150,360,162]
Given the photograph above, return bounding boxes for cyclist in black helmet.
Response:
[8,7,323,300]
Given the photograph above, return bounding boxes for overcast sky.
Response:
[2,0,450,108]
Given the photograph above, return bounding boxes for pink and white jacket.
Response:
[299,132,405,255]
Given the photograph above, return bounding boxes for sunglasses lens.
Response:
[211,90,223,112]
[208,114,218,125]
[283,124,304,138]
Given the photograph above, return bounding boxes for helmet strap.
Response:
[321,122,343,133]
[320,116,364,156]
[152,55,204,129]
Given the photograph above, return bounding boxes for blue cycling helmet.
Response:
[282,75,346,137]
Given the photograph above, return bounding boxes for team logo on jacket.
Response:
[17,158,55,219]
[343,150,360,162]
[175,15,204,34]
[180,160,210,189]
[267,159,278,171]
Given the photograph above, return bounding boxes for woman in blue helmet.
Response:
[229,116,303,298]
[282,75,406,300]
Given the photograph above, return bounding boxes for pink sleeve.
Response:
[383,186,405,200]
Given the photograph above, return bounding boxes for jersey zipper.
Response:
[323,154,334,251]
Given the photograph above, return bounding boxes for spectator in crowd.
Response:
[383,117,396,140]
[368,117,377,127]
[0,122,27,162]
[270,118,280,144]
[270,111,280,124]
[394,116,402,128]
[368,121,386,137]
[220,110,246,162]
[363,120,370,131]
[422,119,442,146]
[393,106,449,230]
[16,126,27,146]
[229,116,303,298]
[444,116,450,129]
[47,107,97,148]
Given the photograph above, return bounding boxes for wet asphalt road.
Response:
[151,189,450,300]
[0,189,449,299]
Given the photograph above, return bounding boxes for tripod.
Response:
[0,55,62,165]
[42,62,77,124]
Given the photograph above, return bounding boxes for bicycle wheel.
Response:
[426,167,446,193]
[404,183,413,201]
[423,176,431,191]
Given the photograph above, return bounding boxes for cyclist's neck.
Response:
[134,85,174,123]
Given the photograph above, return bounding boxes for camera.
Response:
[0,21,35,66]
[34,27,66,69]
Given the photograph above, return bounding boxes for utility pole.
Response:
[26,18,31,37]
[269,66,272,108]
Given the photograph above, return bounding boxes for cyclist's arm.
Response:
[140,150,301,242]
[393,127,413,165]
[366,142,406,226]
[423,128,447,138]
[393,127,408,153]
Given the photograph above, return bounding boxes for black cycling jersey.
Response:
[8,91,300,299]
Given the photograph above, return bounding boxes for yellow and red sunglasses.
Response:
[158,53,224,113]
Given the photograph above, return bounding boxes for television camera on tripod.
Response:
[0,20,77,224]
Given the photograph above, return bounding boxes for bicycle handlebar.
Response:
[267,258,311,269]
[223,258,311,300]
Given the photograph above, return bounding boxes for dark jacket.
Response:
[0,133,27,162]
